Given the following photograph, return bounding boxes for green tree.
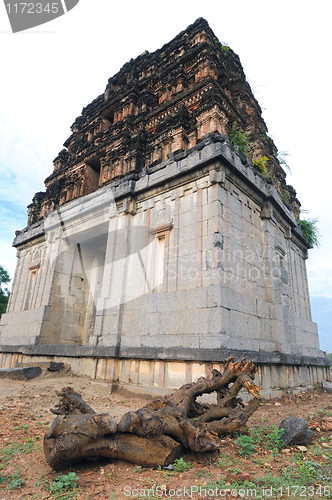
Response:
[0,266,10,318]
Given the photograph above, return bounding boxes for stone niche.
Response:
[0,18,329,397]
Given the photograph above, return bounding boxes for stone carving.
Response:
[26,18,298,226]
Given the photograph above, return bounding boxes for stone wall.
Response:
[0,136,329,393]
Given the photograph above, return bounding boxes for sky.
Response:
[0,1,331,351]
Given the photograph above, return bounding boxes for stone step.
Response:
[322,380,332,393]
[0,366,42,380]
[15,361,66,371]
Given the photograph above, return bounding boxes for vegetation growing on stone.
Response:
[228,122,270,175]
[277,151,291,173]
[297,216,319,248]
[252,155,268,174]
[228,122,254,158]
[213,36,230,56]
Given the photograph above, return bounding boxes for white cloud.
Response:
[0,113,47,207]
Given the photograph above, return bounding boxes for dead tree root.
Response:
[44,356,261,469]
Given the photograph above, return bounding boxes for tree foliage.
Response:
[0,265,10,317]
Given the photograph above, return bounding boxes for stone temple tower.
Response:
[0,18,329,396]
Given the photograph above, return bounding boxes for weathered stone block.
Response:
[164,361,186,388]
[100,334,117,347]
[257,299,270,319]
[0,366,42,380]
[15,361,65,371]
[322,380,332,393]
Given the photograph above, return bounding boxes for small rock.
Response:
[281,449,291,454]
[322,443,330,448]
[321,418,332,432]
[275,403,282,406]
[279,415,313,445]
[296,445,307,452]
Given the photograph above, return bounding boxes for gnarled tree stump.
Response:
[44,356,261,470]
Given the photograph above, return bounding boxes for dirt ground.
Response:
[0,371,332,500]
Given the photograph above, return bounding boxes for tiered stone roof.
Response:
[28,18,296,225]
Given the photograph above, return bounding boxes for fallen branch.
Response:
[44,356,260,469]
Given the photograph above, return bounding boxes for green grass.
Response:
[6,473,24,490]
[0,439,35,493]
[203,464,332,500]
[0,468,25,492]
[173,457,193,472]
[212,425,332,499]
[51,472,79,493]
[247,424,285,456]
[216,452,238,468]
[0,438,34,465]
[235,434,256,455]
[34,472,80,499]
